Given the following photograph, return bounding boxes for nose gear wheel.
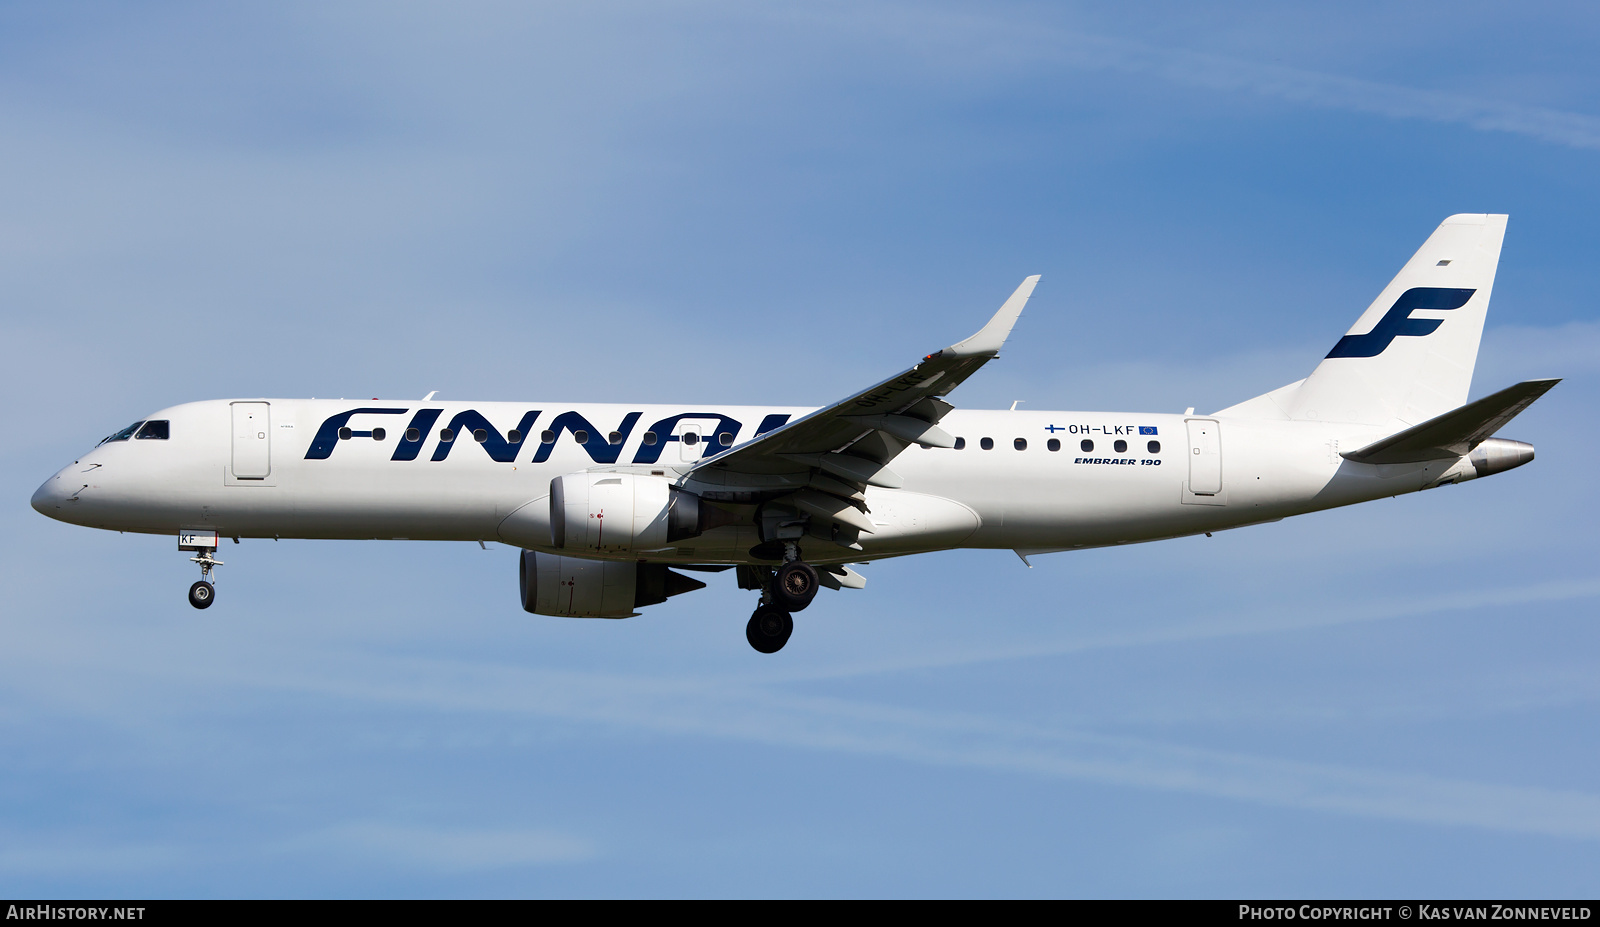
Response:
[188,580,215,609]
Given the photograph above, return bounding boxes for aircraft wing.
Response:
[689,276,1039,538]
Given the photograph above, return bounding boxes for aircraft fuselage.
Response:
[32,398,1469,564]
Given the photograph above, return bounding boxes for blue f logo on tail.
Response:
[1326,287,1476,359]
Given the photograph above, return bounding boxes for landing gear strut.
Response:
[180,530,223,610]
[742,542,818,653]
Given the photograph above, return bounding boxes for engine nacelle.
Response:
[518,550,706,618]
[1425,437,1536,488]
[1468,437,1535,477]
[549,472,704,552]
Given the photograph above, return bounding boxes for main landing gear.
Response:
[746,605,792,654]
[772,560,819,612]
[744,542,820,654]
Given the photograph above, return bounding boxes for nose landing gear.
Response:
[179,530,223,610]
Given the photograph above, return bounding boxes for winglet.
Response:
[941,275,1041,357]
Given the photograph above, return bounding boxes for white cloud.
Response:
[282,660,1600,841]
[1040,31,1600,150]
[767,576,1600,682]
[56,587,1589,845]
[820,4,1600,150]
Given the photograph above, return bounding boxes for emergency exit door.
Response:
[1185,418,1222,495]
[232,402,272,479]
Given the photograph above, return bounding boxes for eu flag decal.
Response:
[1139,426,1158,435]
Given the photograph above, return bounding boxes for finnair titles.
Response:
[33,215,1556,652]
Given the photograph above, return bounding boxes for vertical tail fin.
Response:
[1283,214,1508,427]
[1219,215,1509,425]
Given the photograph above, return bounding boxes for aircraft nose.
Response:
[31,469,74,518]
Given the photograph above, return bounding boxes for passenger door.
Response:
[231,402,272,479]
[1185,418,1221,495]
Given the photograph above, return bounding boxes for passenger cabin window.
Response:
[682,432,700,446]
[135,420,169,440]
[98,422,144,446]
[572,430,589,443]
[1014,438,1027,451]
[642,431,659,445]
[405,428,421,442]
[540,430,555,443]
[1047,438,1060,452]
[338,427,353,440]
[1080,439,1094,452]
[371,427,386,441]
[718,432,734,445]
[609,431,623,445]
[440,428,456,443]
[506,429,521,443]
[1114,439,1128,453]
[980,437,994,450]
[473,428,488,443]
[1148,440,1161,453]
[953,437,966,450]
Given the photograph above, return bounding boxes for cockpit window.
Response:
[135,420,170,440]
[97,421,145,446]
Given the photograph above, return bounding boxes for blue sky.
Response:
[3,1,1599,897]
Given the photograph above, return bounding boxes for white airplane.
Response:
[32,214,1556,653]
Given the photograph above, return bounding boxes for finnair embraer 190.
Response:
[33,215,1557,652]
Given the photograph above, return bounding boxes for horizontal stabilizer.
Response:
[1342,378,1559,464]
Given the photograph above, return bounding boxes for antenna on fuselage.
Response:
[423,391,437,401]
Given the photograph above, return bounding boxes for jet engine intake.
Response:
[549,473,704,552]
[519,550,706,618]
